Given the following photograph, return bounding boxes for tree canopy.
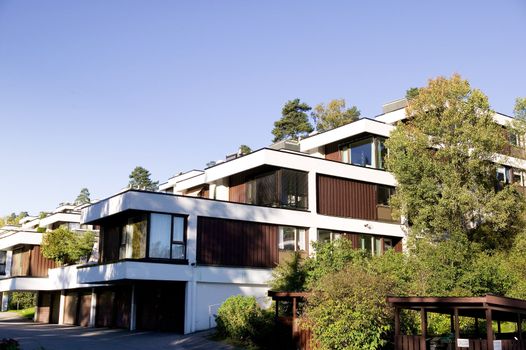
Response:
[311,99,360,132]
[514,97,526,120]
[74,188,91,205]
[271,98,313,142]
[128,166,159,191]
[238,144,252,155]
[41,226,95,265]
[385,74,525,249]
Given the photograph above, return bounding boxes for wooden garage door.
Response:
[136,282,185,333]
[78,292,92,327]
[36,292,51,323]
[63,292,79,325]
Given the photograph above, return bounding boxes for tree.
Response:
[405,87,420,100]
[238,144,252,155]
[514,97,526,120]
[311,99,360,132]
[386,74,525,249]
[74,188,91,205]
[269,251,307,292]
[128,166,159,191]
[303,265,396,350]
[271,99,313,142]
[41,226,95,265]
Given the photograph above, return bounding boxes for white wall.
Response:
[193,282,270,331]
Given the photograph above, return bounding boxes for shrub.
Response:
[41,226,95,265]
[0,338,19,350]
[303,265,395,350]
[215,295,274,347]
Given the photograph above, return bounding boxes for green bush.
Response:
[8,292,35,310]
[215,295,274,347]
[0,338,19,350]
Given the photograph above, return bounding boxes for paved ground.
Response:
[0,312,237,350]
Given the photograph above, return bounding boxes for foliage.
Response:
[269,251,306,292]
[304,265,395,350]
[128,166,159,191]
[386,74,525,249]
[272,98,313,142]
[15,307,35,319]
[41,226,95,265]
[405,87,420,100]
[215,295,274,347]
[0,338,19,350]
[8,292,36,310]
[311,99,360,132]
[239,145,252,155]
[514,97,526,120]
[1,212,29,226]
[74,188,91,205]
[304,239,368,289]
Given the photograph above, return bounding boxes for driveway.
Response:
[0,312,237,350]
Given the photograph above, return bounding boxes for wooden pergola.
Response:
[387,295,526,350]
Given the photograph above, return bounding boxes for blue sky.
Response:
[0,0,525,216]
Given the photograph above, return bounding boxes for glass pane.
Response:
[130,217,147,259]
[376,138,387,170]
[279,227,296,250]
[384,239,393,252]
[318,230,332,243]
[256,172,277,206]
[280,169,308,209]
[341,146,349,163]
[350,139,372,166]
[374,237,382,256]
[172,217,185,242]
[149,213,171,258]
[172,244,185,259]
[361,235,372,253]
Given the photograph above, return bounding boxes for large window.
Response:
[317,229,343,243]
[246,169,308,209]
[0,251,6,275]
[278,226,306,251]
[377,186,395,206]
[119,215,147,259]
[148,214,186,260]
[340,136,387,169]
[360,235,392,256]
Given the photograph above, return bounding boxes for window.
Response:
[0,251,6,275]
[148,214,186,260]
[377,186,395,206]
[340,136,387,169]
[317,229,342,243]
[119,215,147,259]
[279,226,306,251]
[246,169,308,209]
[360,235,383,256]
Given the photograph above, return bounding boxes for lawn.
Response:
[8,307,35,319]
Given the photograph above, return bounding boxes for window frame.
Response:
[146,212,187,261]
[278,226,306,252]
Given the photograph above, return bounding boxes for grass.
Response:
[7,307,35,319]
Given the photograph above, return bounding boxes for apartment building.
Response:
[1,100,523,334]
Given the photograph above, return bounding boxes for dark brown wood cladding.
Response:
[78,292,92,327]
[197,217,279,268]
[95,286,131,329]
[135,282,185,332]
[63,292,79,325]
[317,174,377,220]
[36,292,51,323]
[229,173,246,203]
[11,245,55,277]
[50,292,60,324]
[29,246,56,277]
[325,142,341,162]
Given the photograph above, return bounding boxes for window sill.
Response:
[77,258,189,269]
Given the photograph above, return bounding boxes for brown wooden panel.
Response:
[29,246,57,277]
[229,174,247,203]
[197,217,279,268]
[317,174,377,220]
[36,292,51,323]
[78,292,92,327]
[96,290,113,327]
[114,287,131,329]
[50,292,60,324]
[63,292,78,325]
[325,142,341,162]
